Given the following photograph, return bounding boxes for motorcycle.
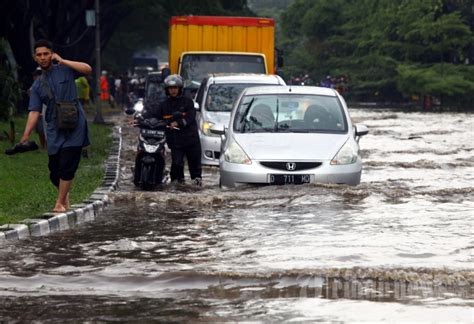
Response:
[133,116,168,190]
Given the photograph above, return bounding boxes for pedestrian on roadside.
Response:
[75,75,90,106]
[107,72,116,107]
[320,75,334,89]
[20,39,91,213]
[75,75,92,159]
[100,70,110,105]
[142,74,202,186]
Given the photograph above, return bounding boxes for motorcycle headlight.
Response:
[133,100,144,113]
[331,140,358,165]
[201,120,219,137]
[143,143,159,153]
[224,141,252,165]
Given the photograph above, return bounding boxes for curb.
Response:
[0,126,122,244]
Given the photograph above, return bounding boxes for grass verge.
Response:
[0,115,114,225]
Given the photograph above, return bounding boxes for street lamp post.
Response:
[93,0,104,123]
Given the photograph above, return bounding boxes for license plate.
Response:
[141,129,165,136]
[268,174,311,185]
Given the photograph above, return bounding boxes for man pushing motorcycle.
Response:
[140,74,202,186]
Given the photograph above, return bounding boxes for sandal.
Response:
[5,141,39,155]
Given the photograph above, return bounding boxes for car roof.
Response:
[207,73,285,84]
[242,85,338,96]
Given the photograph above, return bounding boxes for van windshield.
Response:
[206,83,274,112]
[180,54,266,86]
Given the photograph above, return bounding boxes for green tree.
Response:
[279,0,473,106]
[0,39,22,120]
[103,0,254,72]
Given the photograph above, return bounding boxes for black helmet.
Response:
[164,74,183,88]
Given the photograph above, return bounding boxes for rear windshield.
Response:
[206,83,277,112]
[180,54,266,86]
[233,94,347,133]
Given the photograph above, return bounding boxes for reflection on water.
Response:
[0,274,472,322]
[0,109,472,321]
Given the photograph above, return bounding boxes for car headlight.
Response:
[201,120,219,137]
[224,141,252,164]
[330,140,358,165]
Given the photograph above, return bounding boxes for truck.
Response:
[168,15,282,96]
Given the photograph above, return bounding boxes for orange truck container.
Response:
[169,16,276,88]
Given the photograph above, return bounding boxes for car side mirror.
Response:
[210,128,225,136]
[354,124,369,142]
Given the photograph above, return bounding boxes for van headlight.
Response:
[330,140,358,165]
[201,120,219,137]
[224,141,252,165]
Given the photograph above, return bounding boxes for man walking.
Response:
[20,39,92,212]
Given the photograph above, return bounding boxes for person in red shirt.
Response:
[100,70,110,102]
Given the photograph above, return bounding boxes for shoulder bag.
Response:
[40,74,79,130]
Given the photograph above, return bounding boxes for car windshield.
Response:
[180,54,266,85]
[233,94,347,133]
[206,83,275,112]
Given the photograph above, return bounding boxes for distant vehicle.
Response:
[168,16,283,97]
[215,86,369,187]
[132,53,159,76]
[195,73,286,166]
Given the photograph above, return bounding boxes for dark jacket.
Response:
[143,95,199,149]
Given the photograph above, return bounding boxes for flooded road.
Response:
[0,109,472,322]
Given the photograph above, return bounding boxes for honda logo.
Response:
[286,162,296,171]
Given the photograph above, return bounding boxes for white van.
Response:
[194,74,286,166]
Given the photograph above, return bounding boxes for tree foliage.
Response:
[280,0,473,106]
[0,40,22,120]
[0,0,128,76]
[0,0,472,108]
[102,0,254,72]
[0,0,253,113]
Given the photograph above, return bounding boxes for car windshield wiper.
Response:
[274,98,279,132]
[246,128,275,133]
[239,97,255,133]
[275,127,311,133]
[289,129,311,133]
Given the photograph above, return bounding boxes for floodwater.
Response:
[0,109,472,322]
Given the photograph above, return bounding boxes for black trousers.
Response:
[170,142,202,181]
[48,146,82,187]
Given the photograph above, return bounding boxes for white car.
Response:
[216,86,369,187]
[194,74,286,166]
